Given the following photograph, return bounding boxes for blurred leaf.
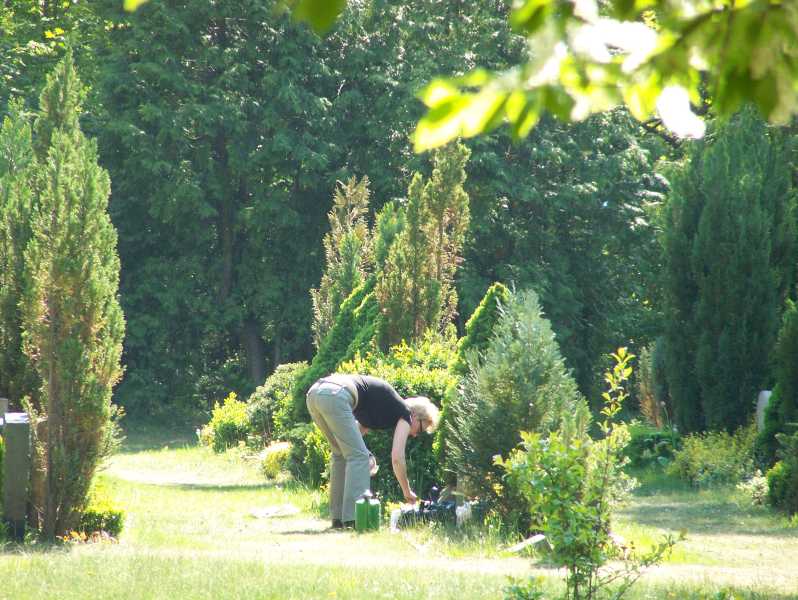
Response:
[292,0,347,33]
[123,0,149,12]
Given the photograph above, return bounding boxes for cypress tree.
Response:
[376,143,470,348]
[663,107,796,432]
[21,51,125,538]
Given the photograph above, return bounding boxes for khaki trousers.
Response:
[306,380,370,522]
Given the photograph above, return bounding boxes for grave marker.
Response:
[2,412,31,541]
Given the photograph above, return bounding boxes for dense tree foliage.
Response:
[663,108,796,433]
[460,110,668,397]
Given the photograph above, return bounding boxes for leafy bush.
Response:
[624,422,680,469]
[79,504,124,538]
[286,424,331,488]
[79,481,124,537]
[446,289,590,519]
[247,362,308,444]
[199,392,249,452]
[766,431,798,514]
[668,424,757,487]
[338,331,456,500]
[260,441,292,480]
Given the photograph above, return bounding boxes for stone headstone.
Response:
[756,390,772,431]
[0,398,8,418]
[2,412,30,540]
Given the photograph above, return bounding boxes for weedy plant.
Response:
[500,348,681,600]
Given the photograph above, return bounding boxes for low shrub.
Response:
[736,470,769,506]
[79,481,124,537]
[79,505,124,538]
[668,424,757,487]
[260,441,292,480]
[625,422,680,469]
[286,424,331,487]
[247,362,308,444]
[199,392,249,452]
[766,431,798,514]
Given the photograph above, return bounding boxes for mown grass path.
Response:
[2,427,798,599]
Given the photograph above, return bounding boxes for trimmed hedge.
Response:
[292,278,379,423]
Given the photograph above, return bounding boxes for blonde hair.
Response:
[405,396,440,433]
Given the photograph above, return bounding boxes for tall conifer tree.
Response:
[377,143,470,348]
[21,51,125,538]
[663,108,796,432]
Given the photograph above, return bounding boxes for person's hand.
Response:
[368,453,379,476]
[403,489,418,504]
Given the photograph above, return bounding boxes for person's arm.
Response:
[391,418,417,504]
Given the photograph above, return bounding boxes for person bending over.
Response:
[306,373,439,529]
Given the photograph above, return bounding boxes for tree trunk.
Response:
[241,317,267,386]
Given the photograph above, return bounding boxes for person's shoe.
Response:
[331,519,344,529]
[342,520,355,529]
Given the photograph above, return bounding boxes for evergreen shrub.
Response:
[435,282,509,472]
[247,362,308,444]
[668,424,757,487]
[286,424,330,487]
[260,441,292,480]
[766,432,798,514]
[338,332,456,500]
[446,289,590,521]
[200,392,249,452]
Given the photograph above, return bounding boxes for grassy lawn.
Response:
[2,424,797,599]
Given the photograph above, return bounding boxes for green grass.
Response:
[2,425,798,599]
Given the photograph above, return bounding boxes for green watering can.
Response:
[355,490,381,532]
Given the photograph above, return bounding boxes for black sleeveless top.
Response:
[349,375,411,430]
